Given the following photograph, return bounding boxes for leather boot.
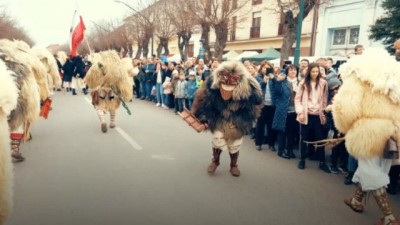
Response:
[372,187,400,225]
[229,152,240,177]
[344,185,365,213]
[207,148,222,174]
[110,111,116,128]
[97,109,107,133]
[72,88,77,95]
[11,138,25,162]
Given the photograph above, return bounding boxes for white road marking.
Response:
[84,97,92,105]
[115,127,143,150]
[84,97,143,151]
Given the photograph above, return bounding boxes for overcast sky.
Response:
[4,0,132,47]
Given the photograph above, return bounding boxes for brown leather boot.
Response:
[97,109,107,133]
[110,111,116,128]
[344,185,365,213]
[101,123,107,133]
[229,152,240,177]
[11,139,25,162]
[207,148,222,174]
[373,187,399,225]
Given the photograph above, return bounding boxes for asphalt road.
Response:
[6,91,400,225]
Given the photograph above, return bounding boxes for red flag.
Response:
[70,10,86,57]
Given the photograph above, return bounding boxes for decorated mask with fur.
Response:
[211,61,254,101]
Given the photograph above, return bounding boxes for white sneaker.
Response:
[156,103,160,107]
[161,104,165,108]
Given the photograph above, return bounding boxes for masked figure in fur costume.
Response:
[191,61,262,177]
[0,58,19,224]
[84,50,133,133]
[333,48,400,225]
[0,40,43,162]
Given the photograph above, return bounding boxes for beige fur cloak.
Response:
[0,58,17,224]
[333,48,400,159]
[84,50,133,111]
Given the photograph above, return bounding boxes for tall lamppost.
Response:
[294,0,305,66]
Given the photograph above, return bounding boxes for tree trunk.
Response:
[142,37,150,58]
[279,2,316,65]
[178,30,192,62]
[134,41,143,59]
[127,42,133,58]
[163,39,169,56]
[156,39,163,57]
[200,22,212,59]
[213,21,229,62]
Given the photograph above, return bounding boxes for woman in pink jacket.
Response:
[295,63,330,173]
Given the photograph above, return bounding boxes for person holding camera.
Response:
[254,61,277,151]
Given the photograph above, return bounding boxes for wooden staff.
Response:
[304,137,345,148]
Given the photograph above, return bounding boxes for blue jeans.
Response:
[348,155,358,173]
[187,98,193,110]
[176,98,185,112]
[156,83,164,104]
[163,94,170,107]
[140,80,146,98]
[145,82,153,99]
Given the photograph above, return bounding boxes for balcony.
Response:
[250,27,260,39]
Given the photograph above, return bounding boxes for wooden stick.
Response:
[304,137,345,147]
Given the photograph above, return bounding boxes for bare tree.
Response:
[164,0,197,61]
[116,0,157,58]
[272,0,330,64]
[195,0,249,61]
[186,0,212,59]
[153,0,175,56]
[0,4,34,46]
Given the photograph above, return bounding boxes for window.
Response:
[328,26,361,55]
[250,12,261,38]
[252,0,262,5]
[230,16,237,41]
[332,29,346,46]
[331,27,360,47]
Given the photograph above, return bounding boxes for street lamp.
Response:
[294,0,305,66]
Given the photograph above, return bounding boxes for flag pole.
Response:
[85,37,93,54]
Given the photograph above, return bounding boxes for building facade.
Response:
[161,0,316,59]
[225,0,314,56]
[314,0,384,57]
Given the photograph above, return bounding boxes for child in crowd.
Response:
[171,70,181,113]
[162,76,172,109]
[186,71,198,110]
[174,71,187,114]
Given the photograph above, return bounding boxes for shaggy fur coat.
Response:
[84,50,133,111]
[0,40,50,101]
[1,55,40,131]
[333,48,400,159]
[0,58,18,224]
[191,61,263,143]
